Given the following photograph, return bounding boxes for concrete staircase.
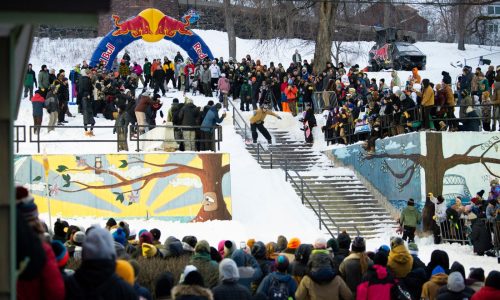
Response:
[239,127,396,238]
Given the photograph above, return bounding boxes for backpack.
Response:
[267,277,289,300]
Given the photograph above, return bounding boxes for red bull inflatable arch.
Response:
[90,8,214,70]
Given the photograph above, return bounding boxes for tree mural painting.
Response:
[50,153,231,221]
[359,133,500,197]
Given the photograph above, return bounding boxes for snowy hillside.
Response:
[18,30,500,274]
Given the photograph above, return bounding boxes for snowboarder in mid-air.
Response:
[249,104,281,144]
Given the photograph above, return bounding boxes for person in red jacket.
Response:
[356,251,396,300]
[16,186,65,300]
[471,270,500,300]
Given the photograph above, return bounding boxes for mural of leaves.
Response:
[56,165,68,172]
[119,160,128,168]
[32,176,42,182]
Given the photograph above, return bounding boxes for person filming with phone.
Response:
[201,103,226,151]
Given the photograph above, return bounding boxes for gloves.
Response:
[428,192,434,198]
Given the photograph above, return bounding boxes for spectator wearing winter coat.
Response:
[201,64,212,97]
[390,70,401,89]
[470,218,493,256]
[422,266,448,300]
[296,251,352,300]
[24,63,37,99]
[252,241,274,283]
[44,86,59,133]
[334,231,351,267]
[212,258,252,300]
[403,266,428,300]
[135,91,154,134]
[387,237,413,279]
[153,65,166,95]
[31,90,45,135]
[420,79,435,129]
[430,194,447,244]
[339,237,372,294]
[230,249,263,291]
[356,251,394,300]
[16,186,65,300]
[217,74,231,108]
[399,198,421,242]
[292,49,302,64]
[256,255,298,299]
[436,271,475,300]
[471,270,500,300]
[426,250,450,280]
[178,97,200,151]
[172,266,214,300]
[64,227,137,299]
[189,240,220,288]
[293,244,315,285]
[200,103,226,151]
[38,64,50,90]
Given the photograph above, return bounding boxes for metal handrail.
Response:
[228,98,357,237]
[14,125,26,153]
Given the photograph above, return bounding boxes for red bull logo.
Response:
[370,44,390,61]
[112,15,152,38]
[193,42,208,60]
[98,42,116,67]
[156,15,193,37]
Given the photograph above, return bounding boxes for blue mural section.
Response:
[332,132,423,211]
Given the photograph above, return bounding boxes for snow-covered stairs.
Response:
[237,127,397,238]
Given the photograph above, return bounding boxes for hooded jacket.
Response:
[212,259,252,300]
[189,252,219,288]
[422,267,448,300]
[387,244,413,279]
[436,271,475,300]
[356,265,395,300]
[339,252,372,293]
[201,106,224,133]
[172,284,213,300]
[471,286,500,299]
[400,206,421,227]
[231,249,263,291]
[256,272,297,299]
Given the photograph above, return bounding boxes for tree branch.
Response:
[128,158,204,177]
[221,164,230,175]
[59,165,202,193]
[65,165,128,182]
[362,152,424,166]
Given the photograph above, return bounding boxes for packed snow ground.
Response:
[17,30,500,273]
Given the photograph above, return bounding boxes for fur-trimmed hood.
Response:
[172,284,214,300]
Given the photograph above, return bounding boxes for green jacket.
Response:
[143,62,152,76]
[38,70,49,90]
[240,82,252,100]
[400,206,421,228]
[24,70,37,87]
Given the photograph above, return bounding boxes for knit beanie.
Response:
[247,239,256,249]
[115,259,135,286]
[106,218,117,228]
[351,237,366,252]
[180,265,198,284]
[16,186,42,233]
[447,271,465,292]
[408,242,418,255]
[374,251,388,266]
[313,237,327,249]
[224,240,236,258]
[82,227,116,261]
[477,190,485,198]
[73,231,86,245]
[287,237,301,250]
[276,255,289,272]
[182,236,198,249]
[112,227,127,246]
[276,235,288,252]
[150,228,161,241]
[337,232,351,250]
[142,243,158,258]
[391,237,404,249]
[195,240,210,254]
[378,245,390,254]
[408,198,415,206]
[468,268,485,282]
[327,237,339,253]
[139,231,153,245]
[51,240,69,268]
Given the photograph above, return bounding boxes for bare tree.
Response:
[313,0,338,73]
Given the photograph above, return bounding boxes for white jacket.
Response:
[431,196,447,222]
[209,65,220,78]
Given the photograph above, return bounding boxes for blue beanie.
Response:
[432,265,446,276]
[113,227,127,246]
[378,245,390,253]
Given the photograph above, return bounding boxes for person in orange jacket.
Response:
[285,82,299,117]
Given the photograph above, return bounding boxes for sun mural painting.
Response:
[14,153,232,222]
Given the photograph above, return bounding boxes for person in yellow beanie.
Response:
[142,243,158,258]
[115,259,135,286]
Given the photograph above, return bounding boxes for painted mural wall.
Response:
[332,132,500,210]
[14,153,231,222]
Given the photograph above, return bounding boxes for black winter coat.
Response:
[179,103,199,129]
[78,75,93,99]
[58,84,69,103]
[471,220,493,254]
[212,280,252,300]
[411,255,426,270]
[153,69,165,83]
[436,286,475,300]
[64,260,138,300]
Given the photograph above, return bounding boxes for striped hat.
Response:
[16,186,41,232]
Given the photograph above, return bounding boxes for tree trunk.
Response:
[423,133,445,196]
[192,154,231,222]
[456,4,470,51]
[223,0,237,59]
[313,1,337,74]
